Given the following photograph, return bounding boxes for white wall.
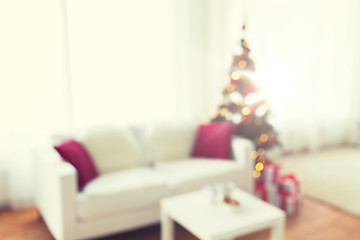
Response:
[0,171,9,208]
[0,0,70,207]
[66,0,237,126]
[67,0,200,127]
[348,0,360,144]
[0,0,215,207]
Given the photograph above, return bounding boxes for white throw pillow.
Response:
[143,121,197,163]
[79,125,142,174]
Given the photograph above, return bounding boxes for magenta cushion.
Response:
[191,122,235,159]
[54,139,99,190]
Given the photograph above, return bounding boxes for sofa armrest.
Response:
[231,137,255,194]
[34,147,77,240]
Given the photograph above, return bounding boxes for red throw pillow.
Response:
[191,122,235,159]
[54,139,99,190]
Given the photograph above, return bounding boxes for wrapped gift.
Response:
[263,162,281,187]
[280,173,301,194]
[280,192,301,216]
[254,180,280,207]
[267,185,280,206]
[255,180,267,201]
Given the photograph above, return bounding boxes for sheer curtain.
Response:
[0,0,213,207]
[209,0,360,153]
[0,0,70,207]
[252,0,360,152]
[66,0,205,128]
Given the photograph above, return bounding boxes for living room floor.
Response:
[278,146,360,217]
[1,196,360,240]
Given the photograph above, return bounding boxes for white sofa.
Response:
[34,122,255,240]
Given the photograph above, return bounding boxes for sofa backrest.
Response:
[142,121,197,163]
[78,125,143,174]
[51,121,199,174]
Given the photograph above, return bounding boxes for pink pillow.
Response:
[191,122,235,159]
[54,139,99,190]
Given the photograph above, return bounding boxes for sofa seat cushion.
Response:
[77,167,171,221]
[153,159,244,194]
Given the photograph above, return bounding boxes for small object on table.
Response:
[223,196,240,206]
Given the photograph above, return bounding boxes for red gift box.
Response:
[280,192,301,216]
[263,162,281,187]
[280,173,301,194]
[255,180,279,206]
[255,180,267,201]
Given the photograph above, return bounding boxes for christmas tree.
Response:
[211,25,279,178]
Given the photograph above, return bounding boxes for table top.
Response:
[161,187,285,240]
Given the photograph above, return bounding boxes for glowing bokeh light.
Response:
[230,92,242,103]
[253,170,261,178]
[226,84,235,92]
[258,156,265,163]
[238,60,247,69]
[231,72,241,80]
[220,108,228,116]
[233,114,242,124]
[250,151,259,159]
[260,134,269,142]
[225,112,233,120]
[257,147,265,156]
[242,107,250,115]
[255,105,267,117]
[243,41,248,48]
[255,163,264,171]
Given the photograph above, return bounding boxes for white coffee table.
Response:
[161,188,285,240]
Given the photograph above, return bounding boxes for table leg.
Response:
[270,218,285,240]
[161,211,174,240]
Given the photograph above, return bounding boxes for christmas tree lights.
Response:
[211,25,279,178]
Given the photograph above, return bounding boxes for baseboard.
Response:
[0,170,9,209]
[10,200,35,210]
[0,202,10,211]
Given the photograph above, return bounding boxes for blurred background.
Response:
[0,0,359,209]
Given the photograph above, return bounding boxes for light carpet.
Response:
[277,146,360,217]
